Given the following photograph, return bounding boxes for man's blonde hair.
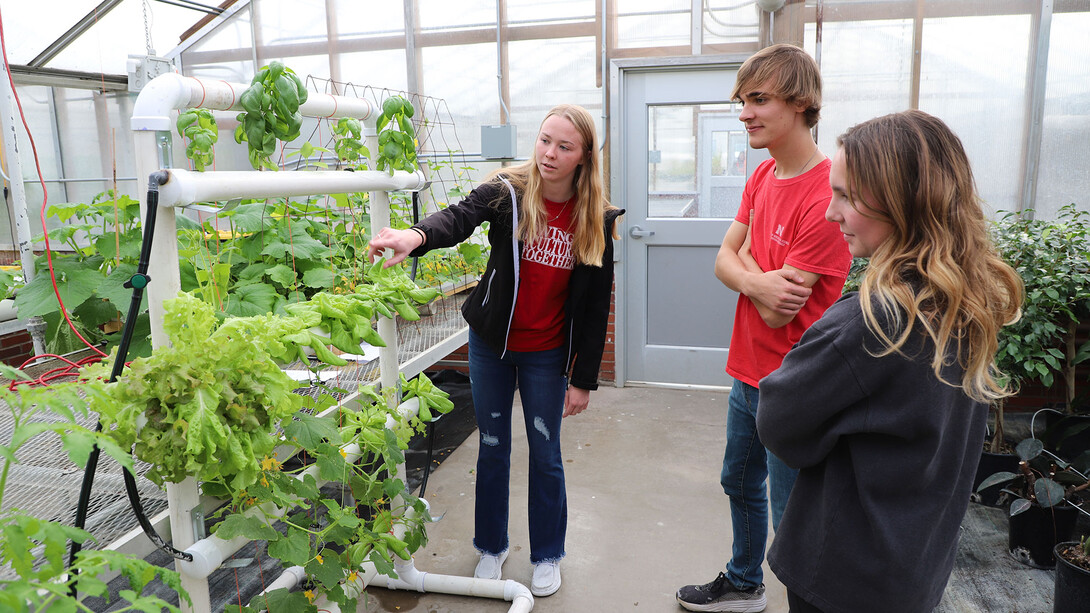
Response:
[731,43,822,128]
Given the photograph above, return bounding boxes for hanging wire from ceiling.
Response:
[703,0,761,40]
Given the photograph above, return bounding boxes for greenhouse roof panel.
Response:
[0,0,233,77]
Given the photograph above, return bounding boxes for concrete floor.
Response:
[358,384,789,613]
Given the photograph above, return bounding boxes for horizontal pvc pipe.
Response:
[157,168,428,209]
[177,397,421,579]
[131,73,373,132]
[259,564,307,596]
[318,558,534,613]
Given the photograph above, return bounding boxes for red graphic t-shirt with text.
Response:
[508,197,575,351]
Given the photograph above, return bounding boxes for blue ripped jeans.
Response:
[721,380,798,589]
[468,329,568,563]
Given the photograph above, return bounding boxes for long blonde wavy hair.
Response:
[487,104,619,267]
[838,110,1023,403]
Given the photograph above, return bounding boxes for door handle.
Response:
[629,225,656,238]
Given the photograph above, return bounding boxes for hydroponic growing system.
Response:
[129,73,532,613]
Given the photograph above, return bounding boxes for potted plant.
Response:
[976,437,1090,568]
[1055,536,1090,612]
[973,204,1090,503]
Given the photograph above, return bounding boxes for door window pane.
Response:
[648,102,747,218]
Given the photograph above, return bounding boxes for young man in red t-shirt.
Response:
[677,44,852,612]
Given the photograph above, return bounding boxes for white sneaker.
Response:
[473,550,508,580]
[531,561,562,597]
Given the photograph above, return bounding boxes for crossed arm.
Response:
[714,217,822,329]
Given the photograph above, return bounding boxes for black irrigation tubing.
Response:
[68,172,192,596]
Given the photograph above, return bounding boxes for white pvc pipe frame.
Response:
[130,73,532,612]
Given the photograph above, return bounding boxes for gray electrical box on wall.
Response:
[481,125,517,159]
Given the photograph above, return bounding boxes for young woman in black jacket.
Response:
[367,104,622,597]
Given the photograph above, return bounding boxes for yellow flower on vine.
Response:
[261,455,282,471]
[315,553,324,565]
[348,570,358,582]
[339,448,348,459]
[304,589,315,603]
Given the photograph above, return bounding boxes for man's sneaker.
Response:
[473,550,508,580]
[530,561,562,597]
[676,572,766,612]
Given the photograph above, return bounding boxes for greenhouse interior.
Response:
[1,0,1089,612]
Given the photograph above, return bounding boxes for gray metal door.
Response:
[612,58,769,387]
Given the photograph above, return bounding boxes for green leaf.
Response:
[99,263,149,313]
[301,267,335,289]
[315,442,351,480]
[1015,438,1044,461]
[1034,478,1067,507]
[15,257,99,317]
[267,529,312,567]
[306,549,346,590]
[223,283,279,317]
[252,588,315,613]
[59,430,98,469]
[213,512,278,541]
[265,263,298,287]
[283,412,339,451]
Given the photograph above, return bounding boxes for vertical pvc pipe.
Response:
[364,122,408,510]
[0,59,46,356]
[132,126,208,613]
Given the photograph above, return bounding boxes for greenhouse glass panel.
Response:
[176,5,254,83]
[255,0,329,48]
[418,0,495,30]
[806,18,913,157]
[1036,10,1090,220]
[508,0,593,22]
[508,36,600,126]
[331,0,405,37]
[918,14,1029,214]
[13,86,64,203]
[617,0,690,49]
[422,42,498,155]
[52,89,135,206]
[0,1,195,74]
[335,50,409,93]
[702,0,761,46]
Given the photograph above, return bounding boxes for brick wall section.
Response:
[0,330,34,367]
[432,282,618,385]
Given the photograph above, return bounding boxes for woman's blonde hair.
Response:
[488,104,618,267]
[837,110,1023,403]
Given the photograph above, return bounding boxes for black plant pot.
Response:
[1043,413,1090,460]
[1008,504,1078,568]
[973,450,1019,507]
[1054,541,1090,613]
